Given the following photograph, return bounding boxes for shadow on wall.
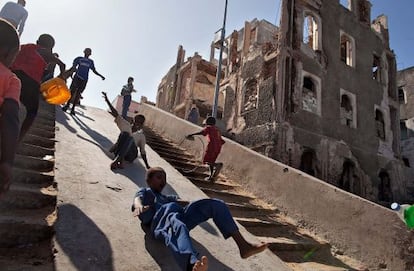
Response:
[55,204,114,271]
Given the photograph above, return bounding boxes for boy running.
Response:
[186,116,225,182]
[62,48,105,115]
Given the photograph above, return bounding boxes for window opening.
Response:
[378,171,392,202]
[375,109,385,140]
[340,94,353,127]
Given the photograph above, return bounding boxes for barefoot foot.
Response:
[192,256,208,271]
[240,242,268,259]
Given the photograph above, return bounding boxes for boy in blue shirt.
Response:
[132,167,267,271]
[62,48,105,115]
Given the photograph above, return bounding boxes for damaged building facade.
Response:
[398,67,414,199]
[157,0,413,204]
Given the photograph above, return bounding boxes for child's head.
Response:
[18,0,26,7]
[84,48,92,57]
[127,77,134,84]
[133,114,145,129]
[37,34,55,50]
[146,167,166,192]
[205,116,216,126]
[0,19,19,67]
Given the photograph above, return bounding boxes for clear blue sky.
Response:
[5,0,414,109]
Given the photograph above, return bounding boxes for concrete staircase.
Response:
[0,100,57,271]
[144,127,369,271]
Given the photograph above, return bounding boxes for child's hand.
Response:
[132,205,150,217]
[0,163,12,198]
[101,91,107,99]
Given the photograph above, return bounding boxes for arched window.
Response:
[375,109,385,140]
[340,33,354,67]
[303,14,319,50]
[243,79,258,112]
[378,171,392,202]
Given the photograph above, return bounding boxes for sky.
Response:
[6,0,414,109]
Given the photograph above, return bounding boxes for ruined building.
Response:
[157,0,414,204]
[398,68,414,175]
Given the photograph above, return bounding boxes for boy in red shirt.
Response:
[11,33,65,141]
[0,19,20,197]
[187,116,225,182]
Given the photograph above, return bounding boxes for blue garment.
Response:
[73,57,95,80]
[187,108,199,124]
[135,188,179,225]
[122,94,131,119]
[135,188,238,270]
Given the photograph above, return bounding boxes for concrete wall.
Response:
[139,102,414,271]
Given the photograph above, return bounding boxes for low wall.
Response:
[139,103,414,270]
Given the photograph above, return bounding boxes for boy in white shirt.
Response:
[0,0,28,35]
[102,92,150,170]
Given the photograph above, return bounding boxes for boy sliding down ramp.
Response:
[132,167,268,271]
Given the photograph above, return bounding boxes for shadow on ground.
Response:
[141,224,236,271]
[55,204,114,271]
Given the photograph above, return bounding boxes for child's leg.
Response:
[182,198,267,259]
[182,198,238,237]
[207,163,214,180]
[18,78,40,141]
[212,162,223,179]
[152,203,199,270]
[231,230,268,259]
[191,256,208,271]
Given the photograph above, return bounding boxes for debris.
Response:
[105,185,122,192]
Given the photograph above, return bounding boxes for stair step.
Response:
[162,156,200,167]
[14,154,54,172]
[31,122,56,132]
[149,144,192,157]
[0,239,54,270]
[1,184,57,209]
[17,143,54,158]
[201,187,256,204]
[236,217,286,228]
[22,134,55,149]
[259,236,329,252]
[189,177,240,191]
[227,202,275,219]
[12,168,54,185]
[148,149,194,161]
[174,166,210,178]
[0,208,56,247]
[32,117,55,127]
[28,127,55,139]
[287,262,351,271]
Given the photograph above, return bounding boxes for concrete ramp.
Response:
[53,106,291,271]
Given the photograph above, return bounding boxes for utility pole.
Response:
[211,0,228,118]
